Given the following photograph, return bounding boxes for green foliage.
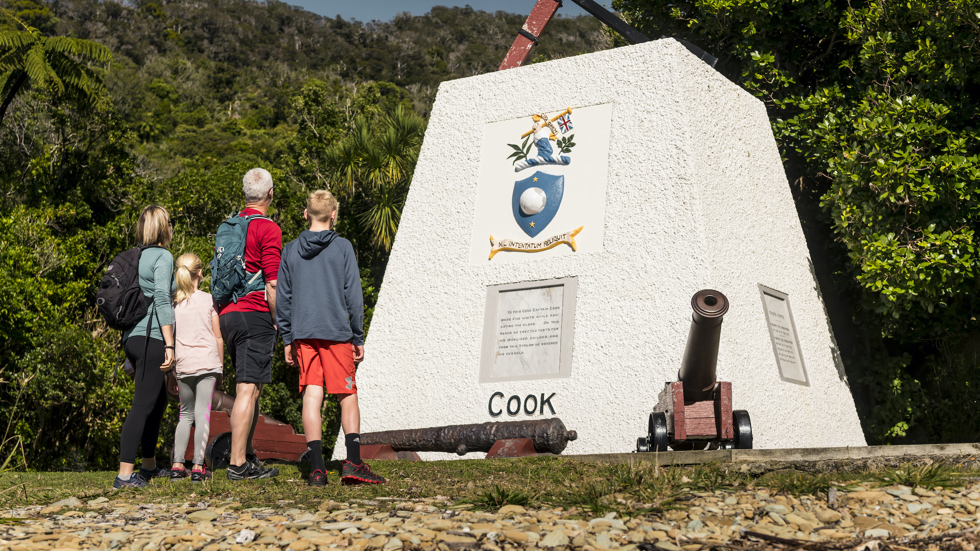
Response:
[320,106,427,252]
[614,0,980,443]
[683,462,744,492]
[874,462,966,489]
[789,91,979,339]
[611,460,651,490]
[507,134,533,166]
[0,2,611,469]
[0,13,112,125]
[570,480,613,515]
[0,205,135,469]
[863,353,922,440]
[556,134,575,155]
[760,471,842,496]
[471,484,535,510]
[0,1,56,33]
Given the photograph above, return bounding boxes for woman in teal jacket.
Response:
[114,205,176,489]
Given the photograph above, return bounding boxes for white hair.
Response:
[242,168,274,202]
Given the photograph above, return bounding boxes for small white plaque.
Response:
[759,285,809,385]
[480,278,577,383]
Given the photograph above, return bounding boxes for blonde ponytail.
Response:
[175,253,203,304]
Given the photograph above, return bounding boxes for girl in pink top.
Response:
[169,253,223,482]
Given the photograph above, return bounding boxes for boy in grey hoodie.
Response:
[277,190,385,486]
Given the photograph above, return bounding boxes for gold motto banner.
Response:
[488,226,583,260]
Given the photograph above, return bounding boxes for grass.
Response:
[469,484,535,510]
[755,470,857,496]
[873,462,967,489]
[0,458,976,516]
[683,462,746,493]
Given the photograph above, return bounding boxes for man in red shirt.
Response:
[219,168,282,480]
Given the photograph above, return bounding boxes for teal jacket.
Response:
[122,247,176,342]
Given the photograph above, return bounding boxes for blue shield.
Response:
[512,171,564,238]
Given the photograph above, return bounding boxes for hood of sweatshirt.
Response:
[296,230,338,259]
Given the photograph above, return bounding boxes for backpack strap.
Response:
[236,214,272,300]
[138,249,172,380]
[140,302,156,380]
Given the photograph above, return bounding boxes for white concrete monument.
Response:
[332,38,867,460]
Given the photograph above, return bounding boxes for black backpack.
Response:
[96,246,154,331]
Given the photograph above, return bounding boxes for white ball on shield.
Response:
[520,187,547,215]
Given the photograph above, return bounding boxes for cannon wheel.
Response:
[733,410,752,449]
[648,412,669,452]
[205,431,232,470]
[636,437,651,453]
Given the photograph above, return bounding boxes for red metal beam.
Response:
[498,0,562,71]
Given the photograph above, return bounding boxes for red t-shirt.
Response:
[217,208,282,315]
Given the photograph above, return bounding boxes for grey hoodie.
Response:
[276,230,364,346]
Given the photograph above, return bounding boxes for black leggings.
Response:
[120,337,169,464]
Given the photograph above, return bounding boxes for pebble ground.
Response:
[4,479,980,550]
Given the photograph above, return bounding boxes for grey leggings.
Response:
[172,373,217,465]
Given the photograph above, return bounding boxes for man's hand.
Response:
[165,371,179,397]
[285,343,297,366]
[353,344,365,364]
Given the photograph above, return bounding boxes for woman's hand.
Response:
[160,348,175,372]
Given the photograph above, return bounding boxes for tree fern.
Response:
[0,14,112,126]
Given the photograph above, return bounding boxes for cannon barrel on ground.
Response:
[212,388,235,415]
[678,289,729,402]
[360,418,578,456]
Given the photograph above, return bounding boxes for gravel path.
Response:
[3,480,980,550]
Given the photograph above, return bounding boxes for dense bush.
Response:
[0,0,610,469]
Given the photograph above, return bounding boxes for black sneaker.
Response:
[308,469,327,487]
[170,467,190,481]
[191,467,212,483]
[226,461,279,481]
[341,460,386,485]
[246,454,279,478]
[138,466,170,480]
[113,474,148,490]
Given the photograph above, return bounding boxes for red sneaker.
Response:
[308,469,327,487]
[341,461,386,485]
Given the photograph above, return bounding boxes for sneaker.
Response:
[191,468,212,483]
[226,461,279,481]
[341,460,386,485]
[308,469,327,487]
[248,454,279,478]
[170,467,190,481]
[113,474,148,489]
[138,466,170,480]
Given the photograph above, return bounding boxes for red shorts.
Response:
[295,339,356,395]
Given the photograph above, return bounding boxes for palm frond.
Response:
[359,180,408,251]
[42,36,80,56]
[23,45,51,88]
[0,30,35,50]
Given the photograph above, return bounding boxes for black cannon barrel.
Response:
[212,389,236,415]
[678,289,729,401]
[360,418,578,455]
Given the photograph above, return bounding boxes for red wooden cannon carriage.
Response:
[177,388,308,467]
[636,290,753,452]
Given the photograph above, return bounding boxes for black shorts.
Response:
[219,311,276,385]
